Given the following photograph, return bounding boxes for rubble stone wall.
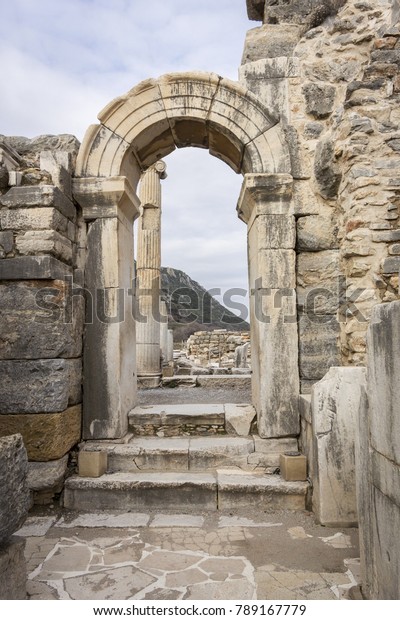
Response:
[241,0,400,393]
[0,136,84,502]
[186,330,250,367]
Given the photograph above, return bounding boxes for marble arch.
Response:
[73,71,299,442]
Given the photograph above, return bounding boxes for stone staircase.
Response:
[64,404,309,512]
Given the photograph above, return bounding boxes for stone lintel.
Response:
[73,176,141,222]
[237,173,293,224]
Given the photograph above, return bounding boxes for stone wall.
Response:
[186,330,250,368]
[0,136,84,502]
[356,301,400,599]
[0,434,30,599]
[241,0,400,393]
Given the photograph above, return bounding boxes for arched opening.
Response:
[73,71,299,441]
[136,147,249,392]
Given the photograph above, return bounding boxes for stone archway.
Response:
[73,71,299,441]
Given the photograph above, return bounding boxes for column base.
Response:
[137,373,162,389]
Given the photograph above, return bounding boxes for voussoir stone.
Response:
[0,406,81,461]
[0,434,31,544]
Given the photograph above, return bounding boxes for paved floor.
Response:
[18,507,361,601]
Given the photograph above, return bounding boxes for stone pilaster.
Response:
[237,173,299,438]
[73,176,140,439]
[136,161,167,388]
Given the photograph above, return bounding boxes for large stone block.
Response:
[15,230,73,263]
[297,215,339,252]
[0,359,81,414]
[311,367,366,527]
[302,82,336,119]
[314,138,342,199]
[28,455,69,503]
[0,255,72,280]
[0,185,76,221]
[298,314,341,381]
[248,214,296,250]
[0,406,81,461]
[354,386,375,597]
[1,206,70,235]
[242,24,302,63]
[297,250,340,312]
[0,536,26,600]
[367,301,400,464]
[0,281,84,359]
[0,434,31,544]
[252,290,300,438]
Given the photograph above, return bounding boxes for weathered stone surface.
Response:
[189,437,254,470]
[225,404,256,436]
[0,231,13,256]
[298,315,341,381]
[0,406,81,461]
[246,0,264,21]
[64,472,218,511]
[297,250,340,312]
[0,359,81,413]
[249,214,296,249]
[312,367,366,526]
[217,471,308,510]
[263,0,347,27]
[196,375,251,389]
[130,404,225,427]
[382,256,400,274]
[367,301,400,464]
[0,255,71,280]
[0,134,80,160]
[16,230,73,263]
[28,455,68,494]
[314,139,342,199]
[0,536,26,600]
[303,83,336,119]
[0,434,30,544]
[0,281,84,359]
[0,185,76,221]
[242,24,302,64]
[297,215,339,251]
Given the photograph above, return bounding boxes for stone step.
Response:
[82,435,299,472]
[82,436,254,472]
[129,404,225,436]
[63,470,308,512]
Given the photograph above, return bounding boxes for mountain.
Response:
[161,267,249,342]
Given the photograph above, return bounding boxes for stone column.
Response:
[136,161,167,387]
[73,176,140,439]
[237,173,299,438]
[159,300,169,366]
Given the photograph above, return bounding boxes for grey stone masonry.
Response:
[356,301,400,599]
[0,434,30,545]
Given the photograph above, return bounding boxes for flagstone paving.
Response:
[19,507,361,601]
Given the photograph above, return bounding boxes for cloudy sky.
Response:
[1,0,256,315]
